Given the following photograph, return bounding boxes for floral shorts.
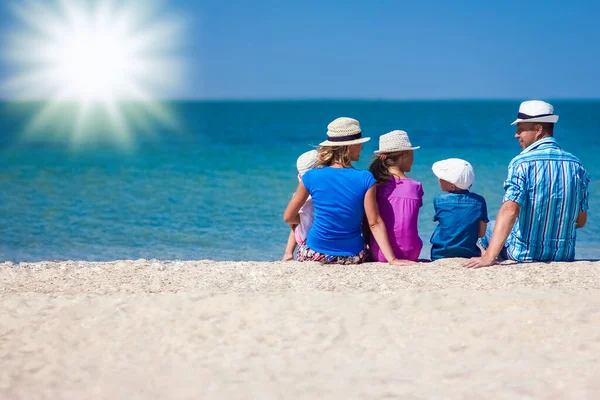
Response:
[296,244,369,265]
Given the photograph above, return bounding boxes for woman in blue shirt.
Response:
[284,117,403,265]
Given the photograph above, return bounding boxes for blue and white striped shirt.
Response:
[503,137,590,262]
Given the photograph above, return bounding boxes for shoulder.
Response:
[468,192,487,204]
[433,193,446,204]
[356,169,376,184]
[508,154,528,169]
[557,148,586,166]
[303,168,319,177]
[302,169,314,183]
[405,178,423,187]
[407,178,424,195]
[339,168,374,181]
[304,167,329,179]
[302,167,326,187]
[355,169,375,179]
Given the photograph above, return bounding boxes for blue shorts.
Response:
[478,220,513,261]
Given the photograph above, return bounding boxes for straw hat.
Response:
[374,130,420,154]
[296,149,318,176]
[432,158,474,190]
[511,100,559,125]
[320,117,371,146]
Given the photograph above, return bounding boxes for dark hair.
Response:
[538,122,555,136]
[368,152,405,184]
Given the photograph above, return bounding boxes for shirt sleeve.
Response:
[417,183,424,208]
[301,170,312,193]
[480,197,490,223]
[364,171,376,191]
[579,168,591,212]
[503,162,527,205]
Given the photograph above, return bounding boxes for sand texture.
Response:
[2,259,600,399]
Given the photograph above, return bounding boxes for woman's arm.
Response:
[283,182,309,226]
[364,186,405,265]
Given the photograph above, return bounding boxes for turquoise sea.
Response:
[0,100,598,262]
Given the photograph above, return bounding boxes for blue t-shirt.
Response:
[302,167,376,256]
[430,191,489,260]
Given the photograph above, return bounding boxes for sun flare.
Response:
[1,0,187,146]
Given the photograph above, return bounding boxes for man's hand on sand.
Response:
[463,255,496,269]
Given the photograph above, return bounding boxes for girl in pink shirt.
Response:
[367,130,423,262]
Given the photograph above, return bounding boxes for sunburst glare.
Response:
[1,0,187,147]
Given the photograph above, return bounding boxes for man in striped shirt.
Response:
[465,100,590,268]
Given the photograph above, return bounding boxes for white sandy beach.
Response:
[2,259,600,399]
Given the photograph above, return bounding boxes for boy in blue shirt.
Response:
[430,158,488,260]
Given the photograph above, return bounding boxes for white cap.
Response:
[432,158,475,190]
[296,149,318,176]
[511,100,559,125]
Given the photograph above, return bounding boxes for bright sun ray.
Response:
[1,0,187,147]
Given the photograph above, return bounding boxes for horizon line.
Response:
[1,97,600,102]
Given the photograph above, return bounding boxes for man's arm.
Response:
[576,211,587,229]
[464,201,520,268]
[577,168,590,229]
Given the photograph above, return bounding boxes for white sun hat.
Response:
[374,130,420,154]
[511,100,559,125]
[320,117,371,146]
[296,149,318,176]
[432,158,475,190]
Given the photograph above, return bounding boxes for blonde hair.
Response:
[316,145,353,168]
[368,151,409,184]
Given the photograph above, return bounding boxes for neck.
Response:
[389,166,407,179]
[331,161,349,168]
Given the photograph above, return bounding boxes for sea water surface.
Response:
[0,101,598,261]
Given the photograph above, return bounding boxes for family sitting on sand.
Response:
[283,100,590,268]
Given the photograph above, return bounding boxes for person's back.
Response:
[284,117,410,266]
[431,191,487,260]
[429,158,488,260]
[303,166,374,256]
[505,138,589,261]
[367,130,423,262]
[464,100,590,269]
[371,177,423,261]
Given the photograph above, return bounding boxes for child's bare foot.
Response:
[282,253,294,261]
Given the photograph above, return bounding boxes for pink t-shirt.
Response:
[294,197,314,245]
[370,177,423,262]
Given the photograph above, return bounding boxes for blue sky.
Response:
[1,0,599,99]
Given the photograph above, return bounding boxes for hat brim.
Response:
[431,164,448,182]
[319,137,371,146]
[374,146,420,154]
[511,115,559,125]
